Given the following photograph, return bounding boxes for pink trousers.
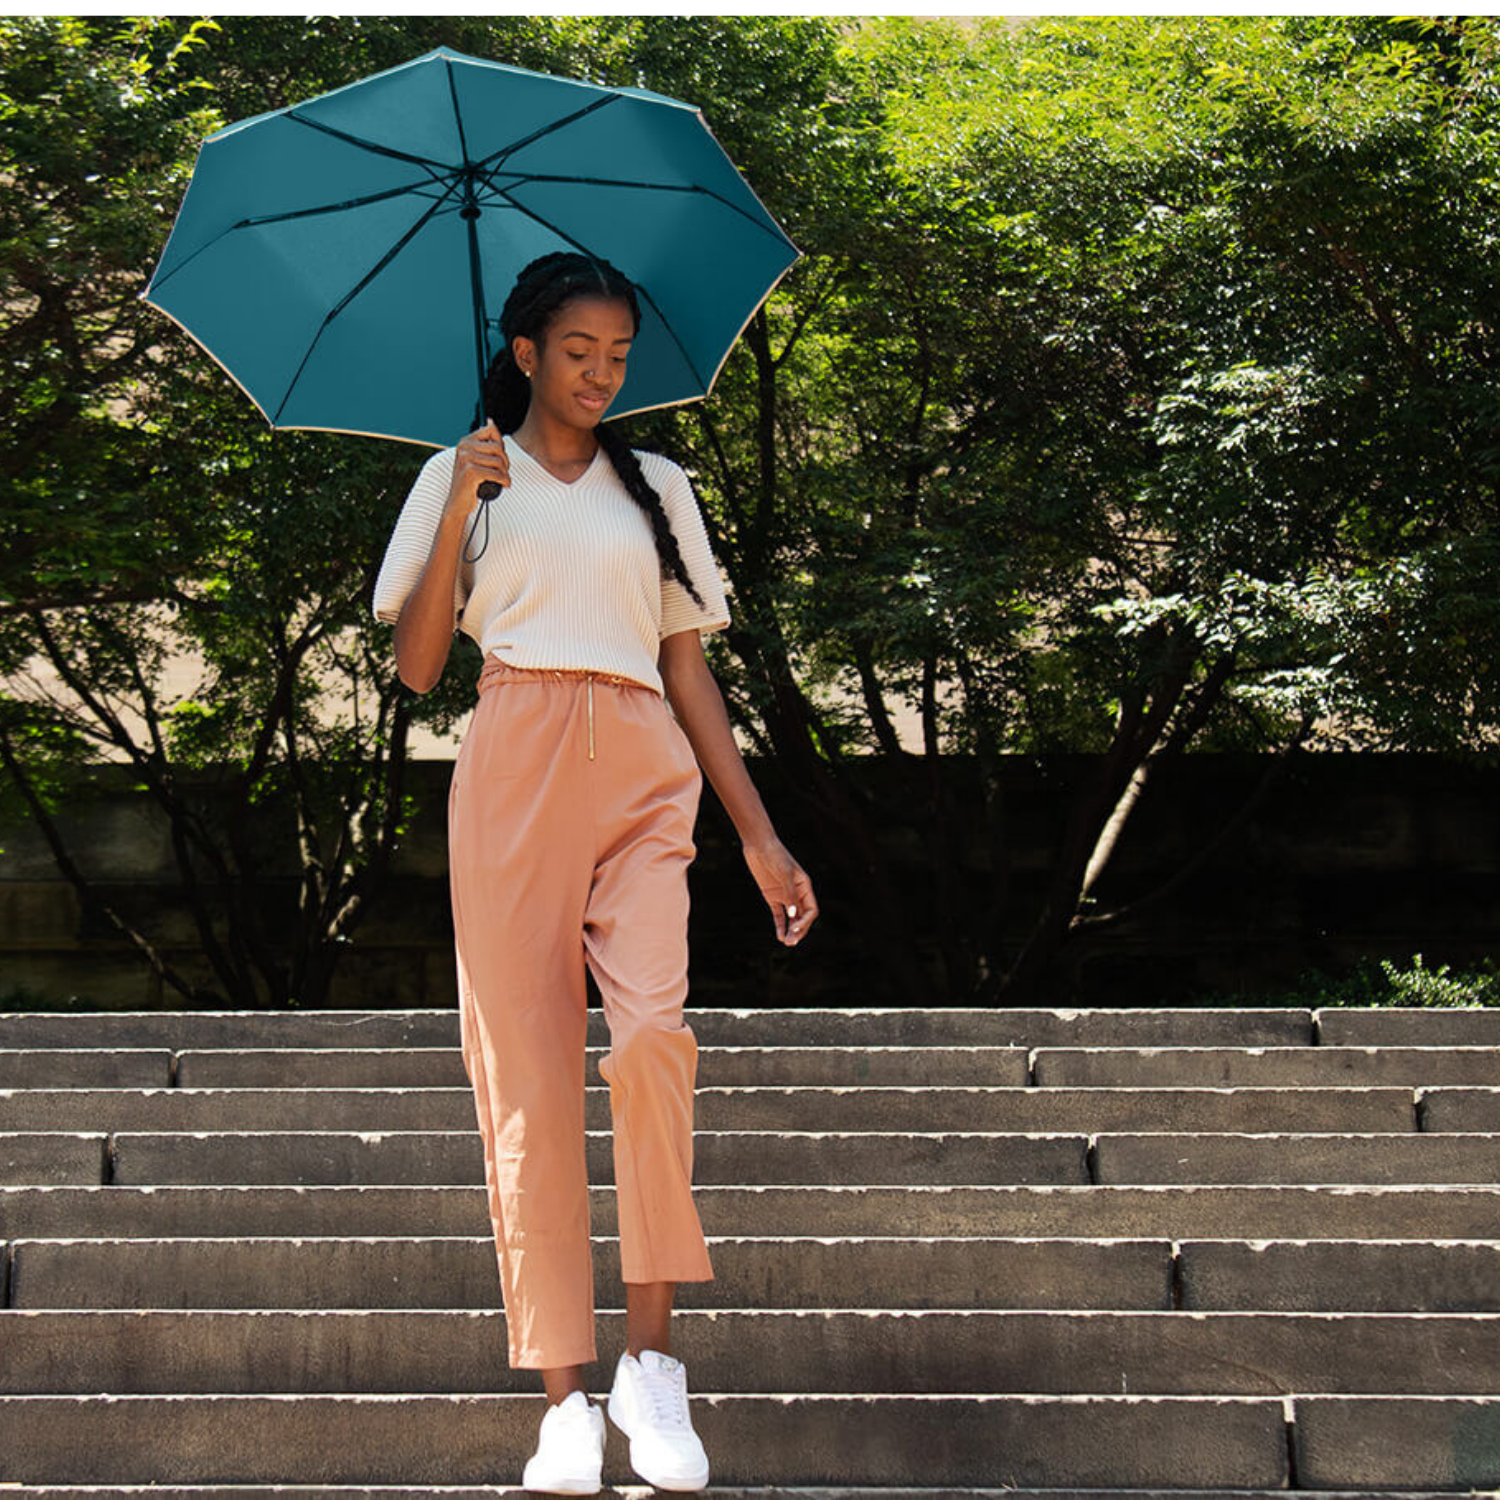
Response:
[447,653,715,1369]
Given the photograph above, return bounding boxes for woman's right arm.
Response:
[385,421,511,694]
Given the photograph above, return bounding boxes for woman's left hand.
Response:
[741,834,818,946]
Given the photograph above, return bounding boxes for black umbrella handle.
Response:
[476,480,502,501]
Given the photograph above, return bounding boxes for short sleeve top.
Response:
[371,433,732,697]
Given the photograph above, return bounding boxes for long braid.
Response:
[472,252,709,615]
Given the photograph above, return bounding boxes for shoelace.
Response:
[640,1365,692,1431]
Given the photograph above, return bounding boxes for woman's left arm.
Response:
[660,629,818,948]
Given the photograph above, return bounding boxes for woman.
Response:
[372,250,818,1494]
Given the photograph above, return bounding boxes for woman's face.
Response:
[516,295,636,429]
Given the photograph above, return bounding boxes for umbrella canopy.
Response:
[139,44,801,450]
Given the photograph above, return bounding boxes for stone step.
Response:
[0,1390,1299,1488]
[1316,1005,1500,1047]
[1035,1045,1500,1087]
[0,1046,1038,1090]
[4,1182,1498,1241]
[1293,1396,1500,1488]
[0,1492,1476,1500]
[4,1004,1496,1492]
[11,1235,1498,1314]
[0,1006,1320,1050]
[3,1392,1497,1488]
[1421,1087,1500,1130]
[8,1234,1171,1311]
[3,1308,1498,1396]
[13,1128,1096,1188]
[7,1128,1499,1189]
[1091,1130,1500,1184]
[1179,1237,1500,1311]
[0,1084,1441,1133]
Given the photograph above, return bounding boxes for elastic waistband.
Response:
[476,655,653,696]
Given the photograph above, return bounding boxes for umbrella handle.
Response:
[461,485,501,564]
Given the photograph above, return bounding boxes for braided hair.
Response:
[470,251,709,616]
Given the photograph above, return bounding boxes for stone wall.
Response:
[1,752,1495,1010]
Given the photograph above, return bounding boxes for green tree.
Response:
[1,14,900,1007]
[0,16,565,1005]
[794,14,1500,999]
[5,15,1497,1012]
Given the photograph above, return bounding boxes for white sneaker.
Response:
[606,1348,710,1491]
[521,1388,605,1495]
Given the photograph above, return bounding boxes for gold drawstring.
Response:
[480,662,645,761]
[534,666,615,759]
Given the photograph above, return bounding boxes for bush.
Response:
[1214,953,1500,1009]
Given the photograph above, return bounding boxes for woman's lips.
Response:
[576,392,609,409]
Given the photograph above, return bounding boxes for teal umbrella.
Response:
[139,44,801,452]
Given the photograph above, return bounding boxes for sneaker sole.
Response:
[523,1452,603,1497]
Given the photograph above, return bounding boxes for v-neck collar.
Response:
[505,432,606,490]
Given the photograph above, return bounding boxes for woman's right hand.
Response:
[446,418,512,523]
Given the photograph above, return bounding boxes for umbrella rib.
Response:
[271,186,461,424]
[481,93,622,167]
[491,171,797,249]
[445,56,476,171]
[459,84,792,249]
[149,176,456,296]
[285,110,456,173]
[471,184,711,393]
[237,176,452,230]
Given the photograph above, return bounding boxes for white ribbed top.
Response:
[371,433,732,697]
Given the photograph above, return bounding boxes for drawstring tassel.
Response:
[516,665,623,760]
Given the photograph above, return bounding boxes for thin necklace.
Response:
[514,433,598,473]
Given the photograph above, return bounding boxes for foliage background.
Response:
[2,15,1496,1007]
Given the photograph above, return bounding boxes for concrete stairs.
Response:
[0,1003,1497,1496]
